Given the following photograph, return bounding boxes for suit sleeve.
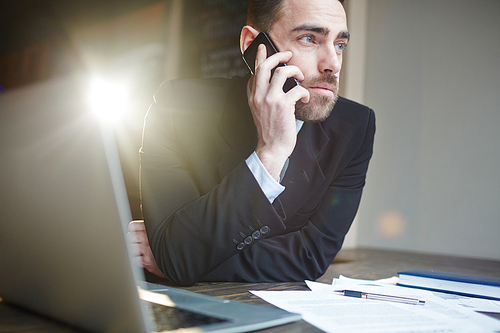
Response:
[140,80,292,286]
[201,108,376,282]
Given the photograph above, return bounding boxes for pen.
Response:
[334,290,425,305]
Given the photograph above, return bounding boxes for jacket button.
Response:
[260,226,271,234]
[236,242,245,250]
[252,230,261,239]
[244,236,253,245]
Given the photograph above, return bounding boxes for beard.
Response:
[295,74,339,123]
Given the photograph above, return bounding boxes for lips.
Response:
[308,83,335,98]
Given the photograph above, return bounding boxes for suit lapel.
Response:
[216,75,334,221]
[276,122,330,219]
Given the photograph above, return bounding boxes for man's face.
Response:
[269,0,349,122]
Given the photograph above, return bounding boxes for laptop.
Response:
[0,76,301,332]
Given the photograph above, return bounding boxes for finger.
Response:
[254,51,293,90]
[268,65,304,96]
[257,50,293,73]
[138,245,158,269]
[127,230,149,246]
[142,253,157,267]
[253,44,270,93]
[128,220,146,233]
[133,256,144,268]
[126,232,136,245]
[129,243,141,256]
[255,44,267,71]
[287,85,310,104]
[126,228,144,240]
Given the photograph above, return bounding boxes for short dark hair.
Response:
[246,0,345,33]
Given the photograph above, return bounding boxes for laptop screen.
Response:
[0,75,301,333]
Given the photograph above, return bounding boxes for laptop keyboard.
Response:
[149,301,229,331]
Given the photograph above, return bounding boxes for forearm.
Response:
[201,185,363,282]
[141,159,287,286]
[202,109,376,282]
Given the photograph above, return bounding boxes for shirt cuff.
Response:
[246,151,285,203]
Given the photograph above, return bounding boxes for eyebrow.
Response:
[338,30,350,41]
[293,24,330,35]
[292,24,350,41]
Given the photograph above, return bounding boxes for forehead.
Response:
[272,0,347,34]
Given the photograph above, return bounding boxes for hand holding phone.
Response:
[242,32,300,93]
[241,32,308,181]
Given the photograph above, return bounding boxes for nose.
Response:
[318,44,342,75]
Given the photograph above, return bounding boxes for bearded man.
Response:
[130,0,375,286]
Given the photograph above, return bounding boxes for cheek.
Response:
[289,54,317,78]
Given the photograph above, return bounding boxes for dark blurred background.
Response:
[0,0,249,219]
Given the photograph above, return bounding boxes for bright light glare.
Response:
[89,77,128,124]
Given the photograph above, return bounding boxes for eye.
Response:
[335,42,347,53]
[299,35,315,44]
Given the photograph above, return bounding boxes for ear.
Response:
[240,26,259,53]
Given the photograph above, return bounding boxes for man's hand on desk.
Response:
[127,220,166,278]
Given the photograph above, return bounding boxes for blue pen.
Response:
[334,290,425,305]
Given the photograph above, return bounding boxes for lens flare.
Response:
[89,77,128,124]
[377,210,406,239]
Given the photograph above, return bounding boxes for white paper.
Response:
[430,290,500,313]
[251,283,500,333]
[332,275,400,285]
[328,275,500,314]
[305,280,331,291]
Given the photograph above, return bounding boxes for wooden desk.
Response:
[2,248,500,332]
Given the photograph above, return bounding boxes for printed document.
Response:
[251,281,500,333]
[326,275,500,313]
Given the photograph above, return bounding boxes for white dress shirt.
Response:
[246,120,304,203]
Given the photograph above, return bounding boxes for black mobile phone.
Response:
[242,32,300,93]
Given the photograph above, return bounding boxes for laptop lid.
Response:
[0,76,301,332]
[0,76,152,332]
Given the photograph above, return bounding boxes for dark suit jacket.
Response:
[140,75,375,286]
